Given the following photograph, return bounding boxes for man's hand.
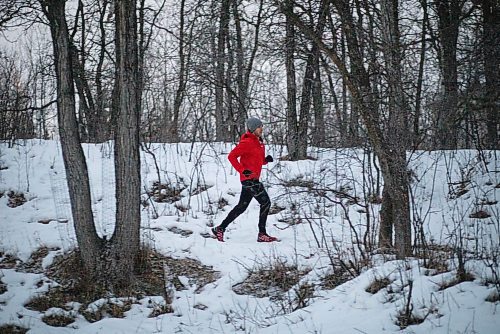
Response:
[242,169,253,177]
[265,155,274,162]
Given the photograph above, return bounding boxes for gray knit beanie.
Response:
[246,117,263,132]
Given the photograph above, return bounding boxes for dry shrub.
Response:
[233,258,305,298]
[233,256,313,313]
[321,265,354,290]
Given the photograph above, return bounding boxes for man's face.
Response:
[253,126,263,137]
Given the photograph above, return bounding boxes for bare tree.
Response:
[39,0,102,278]
[40,0,141,290]
[481,0,499,149]
[433,0,462,149]
[279,0,412,258]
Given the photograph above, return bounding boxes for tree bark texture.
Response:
[481,0,499,149]
[215,0,230,141]
[111,0,141,287]
[285,0,299,159]
[40,0,102,274]
[435,0,460,149]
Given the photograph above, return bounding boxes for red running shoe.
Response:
[257,233,278,242]
[212,226,224,242]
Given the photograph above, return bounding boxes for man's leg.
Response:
[251,182,271,234]
[218,184,253,231]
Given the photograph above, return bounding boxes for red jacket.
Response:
[228,131,268,181]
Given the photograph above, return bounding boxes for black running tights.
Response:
[219,180,271,234]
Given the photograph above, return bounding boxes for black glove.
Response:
[265,155,274,163]
[242,169,253,177]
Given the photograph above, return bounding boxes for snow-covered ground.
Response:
[0,140,499,333]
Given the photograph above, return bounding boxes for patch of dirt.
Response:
[0,281,7,295]
[469,210,491,219]
[168,226,193,237]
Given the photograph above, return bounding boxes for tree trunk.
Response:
[279,0,412,258]
[311,46,325,147]
[482,0,499,149]
[215,0,230,141]
[40,0,102,274]
[414,0,428,148]
[170,0,187,142]
[110,0,141,288]
[378,0,412,255]
[435,0,460,149]
[285,0,298,159]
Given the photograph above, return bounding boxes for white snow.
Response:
[0,140,499,333]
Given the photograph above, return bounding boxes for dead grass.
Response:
[18,246,60,274]
[366,277,392,294]
[233,257,309,298]
[41,314,75,327]
[232,257,313,313]
[82,299,134,323]
[162,256,220,293]
[6,191,27,208]
[148,182,184,203]
[0,324,29,334]
[0,253,19,269]
[416,244,452,276]
[438,272,475,291]
[321,265,355,290]
[24,288,72,312]
[396,310,424,329]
